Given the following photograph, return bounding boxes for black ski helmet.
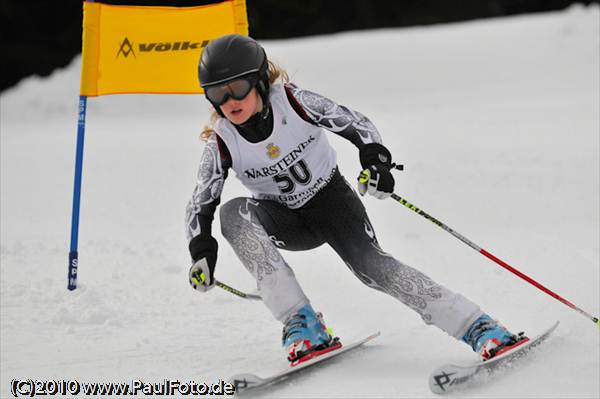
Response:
[198,34,269,113]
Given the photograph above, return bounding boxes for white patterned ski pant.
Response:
[219,168,483,339]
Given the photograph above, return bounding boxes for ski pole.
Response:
[359,167,598,327]
[386,190,599,329]
[216,279,262,301]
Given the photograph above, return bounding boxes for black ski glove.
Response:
[357,143,395,199]
[188,234,218,292]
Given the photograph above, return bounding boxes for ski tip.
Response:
[229,373,264,392]
[357,331,381,345]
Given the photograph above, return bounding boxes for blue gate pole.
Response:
[68,95,88,290]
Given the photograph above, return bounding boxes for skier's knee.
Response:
[345,252,395,288]
[219,197,248,240]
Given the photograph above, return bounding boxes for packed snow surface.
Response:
[1,5,599,398]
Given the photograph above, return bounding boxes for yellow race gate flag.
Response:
[69,0,249,291]
[80,0,248,96]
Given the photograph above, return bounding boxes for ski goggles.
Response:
[204,74,258,106]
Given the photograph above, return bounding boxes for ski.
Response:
[429,321,559,394]
[229,331,380,394]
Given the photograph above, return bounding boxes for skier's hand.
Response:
[188,234,218,292]
[189,258,215,292]
[358,165,394,199]
[357,143,395,200]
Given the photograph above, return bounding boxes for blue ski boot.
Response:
[462,314,528,361]
[282,304,341,366]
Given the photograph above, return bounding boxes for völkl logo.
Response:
[116,37,209,59]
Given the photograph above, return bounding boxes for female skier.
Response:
[186,34,526,365]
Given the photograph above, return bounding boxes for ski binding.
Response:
[429,321,559,394]
[230,331,380,394]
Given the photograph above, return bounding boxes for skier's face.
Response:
[220,87,262,125]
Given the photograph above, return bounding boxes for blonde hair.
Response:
[200,61,289,141]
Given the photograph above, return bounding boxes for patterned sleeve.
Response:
[185,134,229,242]
[285,83,382,148]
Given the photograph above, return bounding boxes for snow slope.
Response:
[1,5,599,398]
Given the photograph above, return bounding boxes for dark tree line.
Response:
[1,0,597,92]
